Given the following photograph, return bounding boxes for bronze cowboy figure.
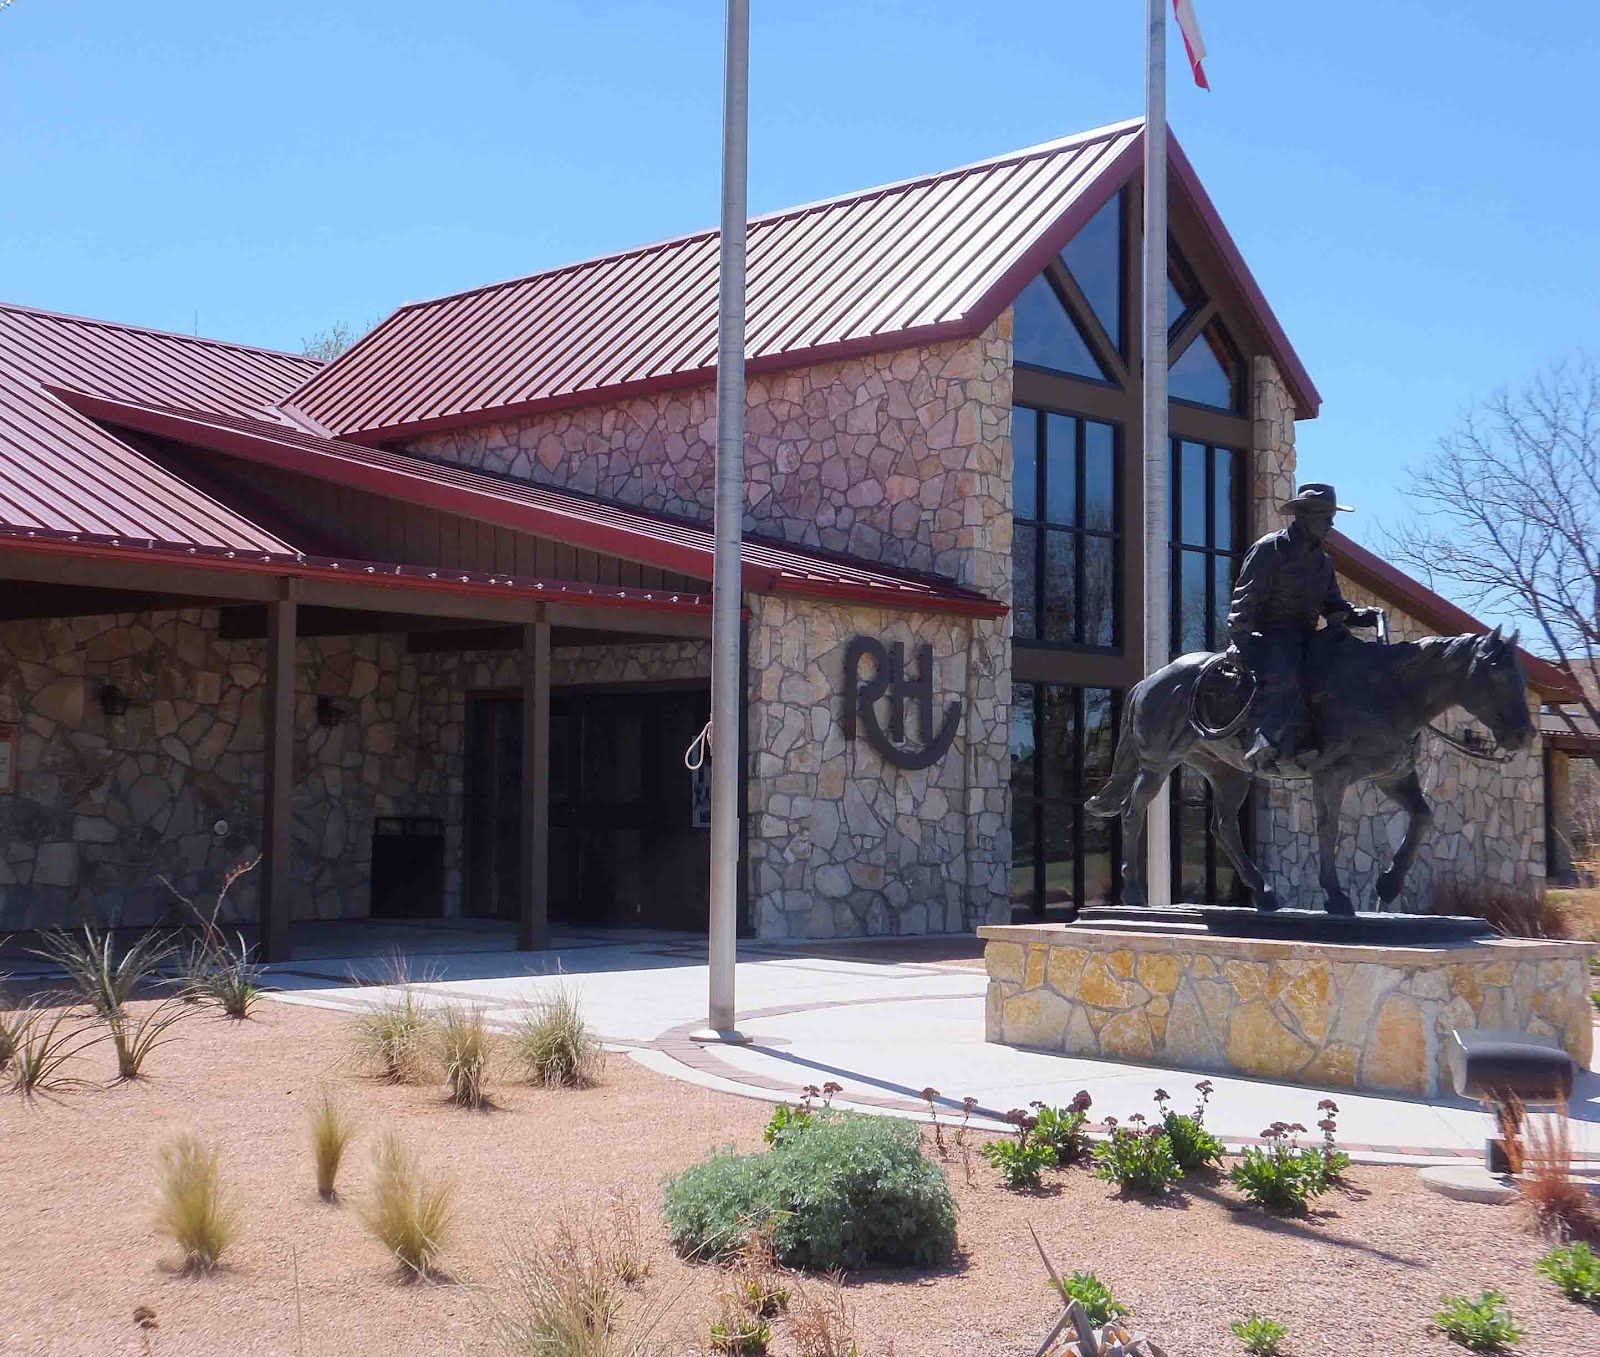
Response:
[1086,481,1535,915]
[1226,483,1383,772]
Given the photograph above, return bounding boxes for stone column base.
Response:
[978,923,1596,1097]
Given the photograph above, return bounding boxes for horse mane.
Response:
[1379,632,1480,684]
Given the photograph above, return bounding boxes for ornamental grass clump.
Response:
[154,1134,242,1275]
[1516,1104,1600,1242]
[663,1111,956,1271]
[310,1091,357,1201]
[1431,1290,1524,1352]
[1228,1121,1332,1213]
[786,1273,861,1357]
[1536,1240,1600,1304]
[981,1108,1058,1190]
[1092,1114,1181,1195]
[437,1003,495,1109]
[359,1131,454,1280]
[352,958,433,1084]
[514,984,604,1089]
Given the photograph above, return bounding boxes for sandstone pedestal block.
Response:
[979,922,1596,1097]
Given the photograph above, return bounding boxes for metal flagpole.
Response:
[695,0,751,1043]
[1142,0,1174,907]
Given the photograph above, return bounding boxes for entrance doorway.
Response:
[463,685,713,930]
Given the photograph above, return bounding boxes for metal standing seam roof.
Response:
[283,119,1320,443]
[0,303,321,552]
[284,121,1148,439]
[51,388,1007,618]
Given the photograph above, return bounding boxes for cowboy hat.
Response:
[1277,482,1354,514]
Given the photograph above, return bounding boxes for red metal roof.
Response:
[54,388,1006,618]
[1327,530,1574,701]
[284,121,1318,442]
[0,303,318,552]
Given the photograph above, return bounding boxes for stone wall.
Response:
[982,923,1595,1096]
[407,316,1015,596]
[746,594,1009,938]
[0,606,710,931]
[0,609,432,929]
[1249,356,1297,536]
[1254,581,1547,909]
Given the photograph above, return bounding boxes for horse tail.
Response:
[1084,687,1144,819]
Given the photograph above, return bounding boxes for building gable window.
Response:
[1012,404,1120,649]
[1059,192,1123,355]
[1170,320,1244,412]
[1013,275,1110,382]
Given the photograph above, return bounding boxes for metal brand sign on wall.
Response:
[842,637,961,771]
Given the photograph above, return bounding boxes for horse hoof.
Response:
[1375,870,1402,904]
[1325,895,1356,918]
[1255,888,1282,914]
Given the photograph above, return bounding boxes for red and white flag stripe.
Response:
[1172,0,1210,90]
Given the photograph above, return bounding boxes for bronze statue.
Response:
[1086,483,1535,916]
[1226,483,1382,772]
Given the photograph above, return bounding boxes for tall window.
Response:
[1013,405,1120,649]
[1170,437,1247,903]
[1011,683,1121,917]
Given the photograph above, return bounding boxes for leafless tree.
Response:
[1389,354,1600,758]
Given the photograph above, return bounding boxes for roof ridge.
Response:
[372,118,1144,321]
[0,299,324,365]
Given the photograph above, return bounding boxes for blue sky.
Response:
[3,1,1596,570]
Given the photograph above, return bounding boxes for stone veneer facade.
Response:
[0,605,708,930]
[982,925,1595,1096]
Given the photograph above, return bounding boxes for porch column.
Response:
[519,619,551,950]
[259,584,297,962]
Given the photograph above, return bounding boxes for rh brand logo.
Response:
[842,637,961,771]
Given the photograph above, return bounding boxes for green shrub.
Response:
[1230,1314,1288,1355]
[1031,1091,1093,1165]
[663,1112,956,1271]
[1229,1123,1330,1212]
[1092,1117,1181,1194]
[1154,1083,1224,1173]
[981,1137,1056,1190]
[1537,1240,1600,1303]
[1432,1291,1524,1351]
[1048,1271,1127,1328]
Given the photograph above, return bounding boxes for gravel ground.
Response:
[2,995,1597,1356]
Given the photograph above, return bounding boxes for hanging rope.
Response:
[684,719,712,771]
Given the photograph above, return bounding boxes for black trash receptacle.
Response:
[370,817,445,919]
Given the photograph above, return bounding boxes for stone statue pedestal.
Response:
[979,915,1595,1096]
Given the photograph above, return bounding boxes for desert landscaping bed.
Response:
[1,994,1597,1357]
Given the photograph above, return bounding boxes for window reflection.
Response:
[1060,191,1123,353]
[1014,275,1109,381]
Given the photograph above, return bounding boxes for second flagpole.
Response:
[1142,0,1173,907]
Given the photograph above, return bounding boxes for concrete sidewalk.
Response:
[263,931,1600,1165]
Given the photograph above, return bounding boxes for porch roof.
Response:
[50,387,1006,619]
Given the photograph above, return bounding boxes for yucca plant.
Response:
[437,1003,494,1109]
[201,932,264,1019]
[32,925,174,1016]
[359,1131,454,1279]
[310,1091,357,1201]
[108,996,191,1080]
[155,1134,242,1274]
[9,1003,103,1098]
[513,985,603,1089]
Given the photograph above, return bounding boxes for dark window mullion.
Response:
[1073,418,1087,644]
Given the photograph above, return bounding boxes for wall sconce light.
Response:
[315,696,348,729]
[99,684,129,717]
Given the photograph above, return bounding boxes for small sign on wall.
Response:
[0,724,15,795]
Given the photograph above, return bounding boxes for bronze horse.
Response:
[1085,626,1535,914]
